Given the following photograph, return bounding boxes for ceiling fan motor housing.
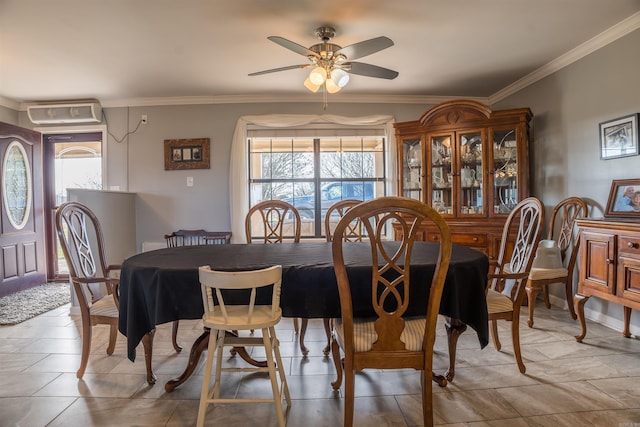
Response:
[315,26,336,41]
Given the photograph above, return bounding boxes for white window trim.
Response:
[230,114,397,243]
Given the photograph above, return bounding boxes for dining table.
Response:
[118,241,489,391]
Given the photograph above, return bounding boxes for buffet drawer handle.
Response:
[606,258,613,265]
[628,242,639,249]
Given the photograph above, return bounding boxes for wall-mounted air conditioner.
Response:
[27,102,102,125]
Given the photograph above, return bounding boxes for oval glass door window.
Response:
[3,140,32,230]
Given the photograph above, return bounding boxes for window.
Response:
[248,135,386,238]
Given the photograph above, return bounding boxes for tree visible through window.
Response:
[248,136,385,238]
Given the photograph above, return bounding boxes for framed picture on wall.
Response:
[599,114,639,160]
[605,178,640,217]
[164,138,210,170]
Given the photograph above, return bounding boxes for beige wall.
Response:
[0,104,18,124]
[497,28,640,331]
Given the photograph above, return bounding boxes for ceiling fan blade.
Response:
[335,36,394,60]
[344,62,399,79]
[267,36,319,58]
[248,64,311,76]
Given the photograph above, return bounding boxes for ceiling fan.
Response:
[248,26,398,94]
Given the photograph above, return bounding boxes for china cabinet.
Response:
[394,100,532,257]
[574,218,640,341]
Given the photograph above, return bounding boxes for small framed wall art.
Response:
[605,178,640,217]
[164,138,210,170]
[599,114,639,160]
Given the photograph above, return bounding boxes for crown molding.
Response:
[489,11,640,104]
[0,95,20,110]
[92,94,486,109]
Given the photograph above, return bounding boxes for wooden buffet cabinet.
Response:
[394,100,532,258]
[574,218,640,341]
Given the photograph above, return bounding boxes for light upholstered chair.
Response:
[485,197,544,373]
[526,197,587,327]
[56,202,156,384]
[245,200,309,355]
[164,229,232,352]
[196,265,290,427]
[330,196,452,427]
[322,199,364,355]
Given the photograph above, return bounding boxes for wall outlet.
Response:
[187,176,194,187]
[141,114,148,124]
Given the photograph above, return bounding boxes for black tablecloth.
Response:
[119,241,489,361]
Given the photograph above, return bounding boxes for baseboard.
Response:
[548,293,639,337]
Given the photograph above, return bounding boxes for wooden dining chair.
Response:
[330,196,452,427]
[197,265,291,427]
[164,229,232,247]
[322,199,364,355]
[526,197,587,327]
[164,229,232,351]
[56,202,156,385]
[485,197,544,374]
[245,199,309,355]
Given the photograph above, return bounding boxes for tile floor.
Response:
[0,301,639,426]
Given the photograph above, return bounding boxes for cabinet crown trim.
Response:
[419,99,491,127]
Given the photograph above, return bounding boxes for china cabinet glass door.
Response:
[492,128,519,214]
[459,132,483,216]
[401,137,422,200]
[429,134,452,214]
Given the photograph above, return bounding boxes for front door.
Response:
[0,122,46,297]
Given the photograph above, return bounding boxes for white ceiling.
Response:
[2,0,640,108]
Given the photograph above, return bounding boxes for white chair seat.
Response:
[528,267,568,281]
[334,316,426,352]
[204,305,282,330]
[486,288,514,314]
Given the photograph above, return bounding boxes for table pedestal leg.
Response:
[141,329,156,385]
[444,317,467,383]
[165,328,268,392]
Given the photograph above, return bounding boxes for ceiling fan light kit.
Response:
[304,77,321,93]
[249,26,397,107]
[309,66,327,85]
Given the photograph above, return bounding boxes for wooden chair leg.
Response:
[299,318,309,356]
[330,336,342,390]
[490,319,501,351]
[543,285,551,309]
[172,320,182,352]
[344,366,356,427]
[511,314,526,373]
[77,316,92,379]
[141,329,157,385]
[422,369,434,427]
[322,318,332,356]
[107,323,117,355]
[526,282,538,328]
[565,278,577,319]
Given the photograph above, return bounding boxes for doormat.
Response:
[0,283,71,325]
